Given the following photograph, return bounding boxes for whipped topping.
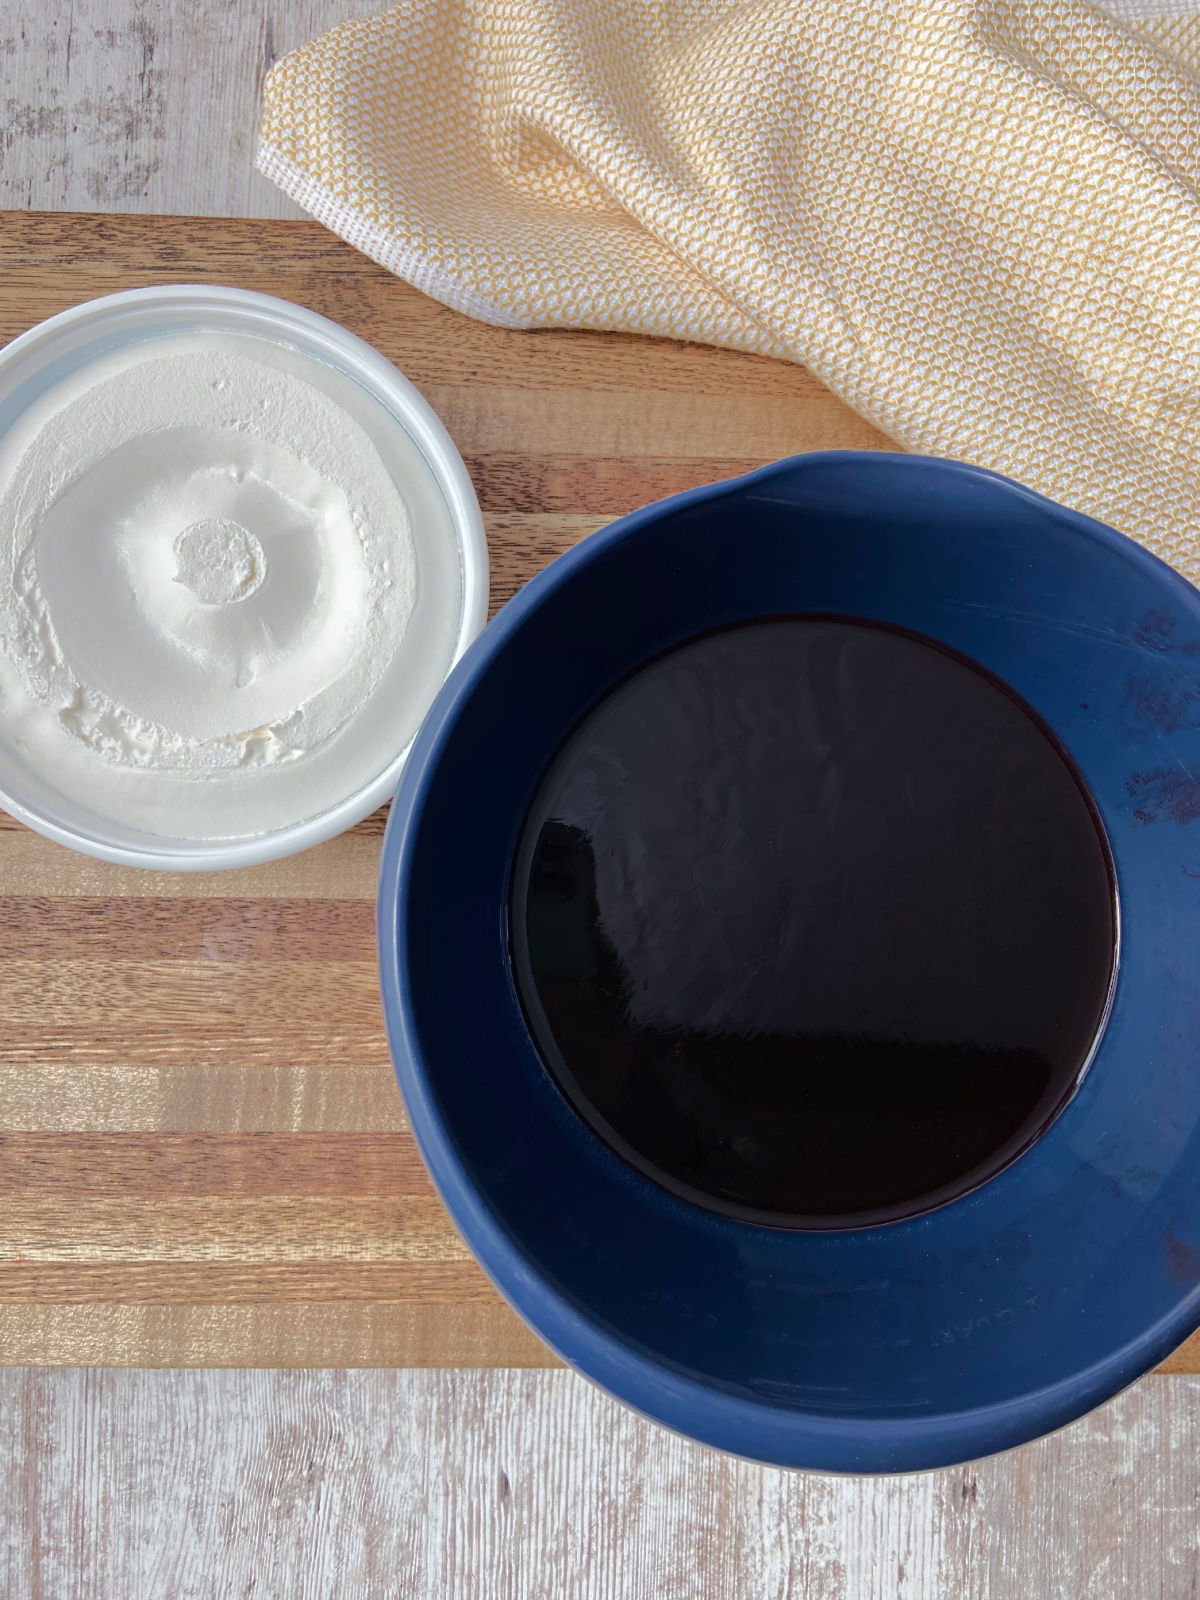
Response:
[0,329,463,840]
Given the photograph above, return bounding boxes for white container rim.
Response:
[0,284,489,870]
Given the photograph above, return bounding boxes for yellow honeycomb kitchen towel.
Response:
[258,0,1200,576]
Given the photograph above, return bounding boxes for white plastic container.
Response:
[0,286,488,870]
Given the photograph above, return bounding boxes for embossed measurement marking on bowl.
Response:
[0,328,463,840]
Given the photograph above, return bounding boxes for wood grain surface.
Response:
[1,210,1197,1390]
[1,0,388,220]
[4,1368,1199,1599]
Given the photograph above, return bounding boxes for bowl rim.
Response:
[378,450,1200,1473]
[0,284,488,870]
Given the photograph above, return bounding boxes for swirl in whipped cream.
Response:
[0,330,461,839]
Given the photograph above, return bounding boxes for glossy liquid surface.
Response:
[510,618,1116,1228]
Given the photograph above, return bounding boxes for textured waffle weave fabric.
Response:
[259,0,1200,575]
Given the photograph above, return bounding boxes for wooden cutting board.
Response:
[0,210,1193,1373]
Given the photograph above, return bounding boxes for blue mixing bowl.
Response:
[377,451,1200,1472]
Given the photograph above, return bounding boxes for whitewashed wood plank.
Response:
[0,0,383,219]
[1,1369,1198,1599]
